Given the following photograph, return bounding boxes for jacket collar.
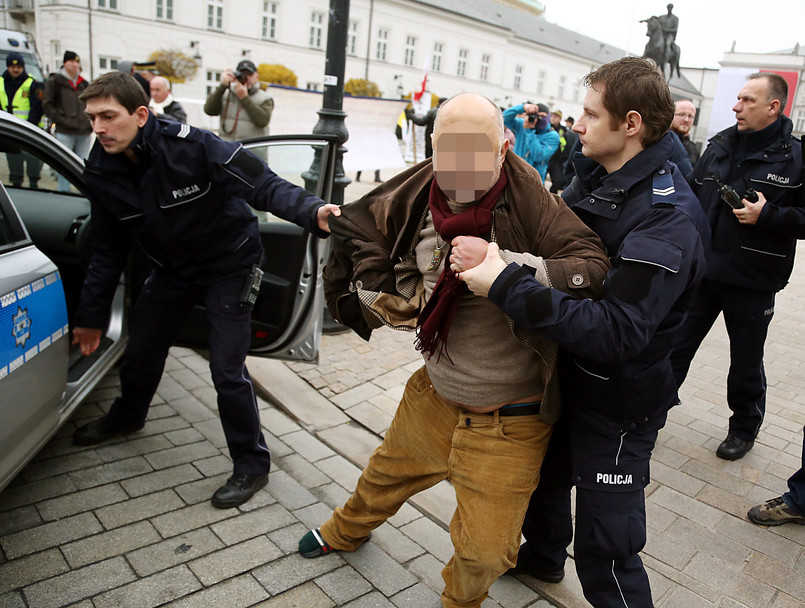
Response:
[709,115,793,158]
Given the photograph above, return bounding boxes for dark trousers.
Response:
[547,157,565,193]
[520,409,661,607]
[6,151,42,186]
[107,270,270,475]
[670,279,774,441]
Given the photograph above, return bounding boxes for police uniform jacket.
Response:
[488,133,711,427]
[691,116,804,292]
[75,114,327,329]
[323,149,610,423]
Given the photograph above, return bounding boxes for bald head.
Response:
[150,76,171,103]
[432,93,508,204]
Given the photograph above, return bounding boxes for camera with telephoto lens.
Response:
[235,68,249,84]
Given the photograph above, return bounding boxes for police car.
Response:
[0,111,338,492]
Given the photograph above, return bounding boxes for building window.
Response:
[207,1,223,29]
[98,56,118,71]
[537,70,545,95]
[432,42,443,72]
[306,81,320,91]
[98,0,117,8]
[206,69,222,96]
[573,78,581,102]
[796,109,805,133]
[457,48,468,77]
[376,28,388,61]
[156,0,173,20]
[404,36,416,67]
[310,11,324,48]
[558,75,566,99]
[480,54,490,81]
[262,2,278,39]
[514,65,523,90]
[348,20,358,56]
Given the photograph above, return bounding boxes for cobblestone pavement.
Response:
[2,169,805,607]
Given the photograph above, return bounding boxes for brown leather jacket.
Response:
[324,150,610,422]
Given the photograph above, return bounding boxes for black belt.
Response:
[485,401,542,416]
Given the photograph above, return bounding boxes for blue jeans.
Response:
[783,426,805,515]
[54,132,92,192]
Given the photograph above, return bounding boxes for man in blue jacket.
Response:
[454,57,710,607]
[503,101,559,182]
[671,72,805,461]
[69,72,340,508]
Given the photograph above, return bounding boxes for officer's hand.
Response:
[457,243,507,298]
[317,204,342,233]
[450,236,489,272]
[72,327,102,357]
[221,70,236,86]
[733,190,766,225]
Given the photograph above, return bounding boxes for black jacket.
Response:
[76,114,327,328]
[691,116,804,292]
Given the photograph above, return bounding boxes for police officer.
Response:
[1,51,44,188]
[671,72,805,461]
[70,72,340,509]
[455,57,710,607]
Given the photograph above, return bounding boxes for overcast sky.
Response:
[543,1,805,69]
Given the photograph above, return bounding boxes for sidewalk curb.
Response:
[247,355,585,608]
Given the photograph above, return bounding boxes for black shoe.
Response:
[73,416,144,446]
[508,550,565,583]
[211,473,268,509]
[716,434,754,460]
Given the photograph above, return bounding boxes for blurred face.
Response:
[7,64,23,78]
[733,77,777,132]
[150,78,169,103]
[550,113,561,127]
[63,59,80,78]
[672,100,696,136]
[85,96,149,155]
[244,70,259,87]
[574,86,628,173]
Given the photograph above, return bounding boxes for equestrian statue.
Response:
[641,3,681,80]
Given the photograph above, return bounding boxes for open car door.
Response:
[173,134,338,363]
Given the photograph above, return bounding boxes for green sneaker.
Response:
[299,528,335,558]
[747,497,805,526]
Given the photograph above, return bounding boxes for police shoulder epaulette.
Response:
[160,121,194,140]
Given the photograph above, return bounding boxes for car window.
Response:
[0,196,25,247]
[242,138,334,223]
[0,138,81,195]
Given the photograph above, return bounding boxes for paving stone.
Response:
[389,582,442,607]
[0,591,25,608]
[170,368,210,391]
[742,547,805,600]
[261,407,303,436]
[399,515,454,564]
[281,430,336,462]
[36,483,128,521]
[95,488,185,529]
[166,395,217,423]
[211,503,296,546]
[174,473,229,505]
[191,454,232,477]
[93,435,175,463]
[94,564,202,608]
[252,552,344,595]
[315,564,374,605]
[370,522,426,564]
[20,449,103,482]
[127,526,224,576]
[275,453,331,489]
[188,535,283,585]
[341,541,418,596]
[67,456,153,490]
[150,501,238,538]
[190,418,228,449]
[648,486,726,531]
[0,548,68,593]
[650,460,707,497]
[341,591,396,607]
[143,441,220,470]
[164,427,206,446]
[486,574,540,608]
[315,453,363,491]
[0,505,41,536]
[265,469,319,510]
[120,463,203,498]
[682,552,775,607]
[406,554,446,595]
[1,512,102,559]
[291,501,337,531]
[251,581,335,607]
[62,520,161,568]
[345,401,393,435]
[21,557,136,608]
[0,476,77,511]
[263,429,295,459]
[310,481,353,511]
[166,573,269,608]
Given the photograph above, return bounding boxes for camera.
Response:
[235,68,249,84]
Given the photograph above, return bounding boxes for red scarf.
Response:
[415,169,508,361]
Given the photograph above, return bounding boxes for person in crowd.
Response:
[43,50,92,191]
[456,57,710,608]
[748,428,805,526]
[297,92,609,608]
[671,72,805,461]
[405,96,446,159]
[149,76,186,123]
[671,99,700,168]
[204,59,273,141]
[1,51,43,188]
[503,101,559,182]
[69,72,340,509]
[117,60,154,96]
[546,109,569,193]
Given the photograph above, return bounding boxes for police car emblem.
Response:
[12,306,31,348]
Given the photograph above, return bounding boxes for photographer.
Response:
[503,101,559,182]
[204,59,273,141]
